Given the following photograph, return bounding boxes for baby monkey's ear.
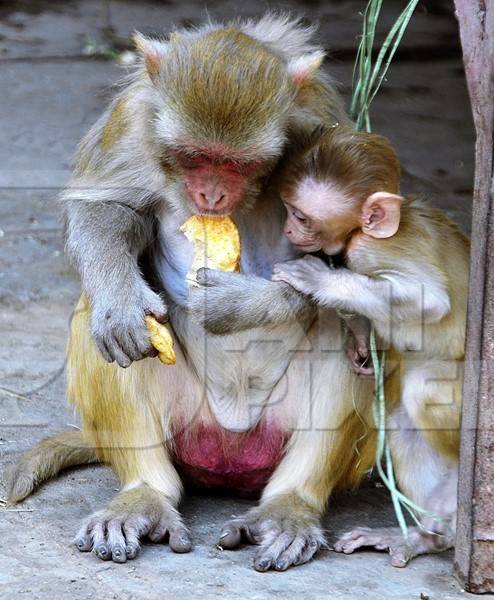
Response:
[360,192,403,238]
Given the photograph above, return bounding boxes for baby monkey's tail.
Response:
[5,430,96,504]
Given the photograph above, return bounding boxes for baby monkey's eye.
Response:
[292,209,307,223]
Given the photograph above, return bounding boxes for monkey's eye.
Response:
[292,209,307,224]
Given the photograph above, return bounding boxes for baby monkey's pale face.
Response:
[281,177,359,256]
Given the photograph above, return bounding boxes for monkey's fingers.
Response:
[271,271,291,284]
[334,526,419,567]
[147,513,192,553]
[219,523,242,548]
[195,267,226,287]
[169,526,193,553]
[144,316,176,365]
[389,545,414,568]
[219,519,260,549]
[274,534,306,570]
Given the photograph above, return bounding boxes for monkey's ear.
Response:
[287,51,326,87]
[361,192,403,238]
[132,32,169,79]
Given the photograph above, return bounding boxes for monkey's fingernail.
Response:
[275,560,288,571]
[126,543,139,559]
[112,545,127,563]
[173,537,192,553]
[95,545,110,560]
[75,538,89,551]
[256,559,270,571]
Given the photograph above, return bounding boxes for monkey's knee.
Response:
[401,397,459,461]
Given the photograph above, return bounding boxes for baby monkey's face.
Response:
[280,177,359,256]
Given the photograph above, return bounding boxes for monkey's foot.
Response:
[218,493,326,572]
[74,485,191,563]
[333,526,452,567]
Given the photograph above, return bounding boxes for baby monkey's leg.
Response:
[334,405,457,566]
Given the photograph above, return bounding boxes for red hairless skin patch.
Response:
[172,422,286,496]
[172,148,263,213]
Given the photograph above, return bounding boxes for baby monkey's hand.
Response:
[272,255,331,296]
[344,315,374,379]
[273,257,374,378]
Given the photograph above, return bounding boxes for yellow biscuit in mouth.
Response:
[144,316,176,365]
[180,215,241,285]
[144,216,240,365]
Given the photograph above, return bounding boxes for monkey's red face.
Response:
[174,152,263,215]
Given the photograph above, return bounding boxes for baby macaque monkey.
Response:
[272,125,469,565]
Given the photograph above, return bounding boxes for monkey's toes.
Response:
[148,521,192,553]
[333,526,417,567]
[253,528,325,572]
[74,513,144,563]
[218,519,259,549]
[219,496,326,571]
[333,526,378,554]
[219,523,243,549]
[75,501,193,563]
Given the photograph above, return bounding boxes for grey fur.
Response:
[192,268,316,335]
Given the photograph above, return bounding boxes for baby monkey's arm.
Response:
[272,255,450,326]
[272,255,391,322]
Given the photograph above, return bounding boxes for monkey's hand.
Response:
[344,315,374,378]
[190,267,314,335]
[272,254,331,296]
[90,285,168,368]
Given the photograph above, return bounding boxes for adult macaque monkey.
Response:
[6,17,377,571]
[270,126,468,564]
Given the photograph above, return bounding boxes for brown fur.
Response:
[66,296,182,502]
[101,98,128,152]
[5,430,96,504]
[282,125,401,203]
[160,29,294,147]
[282,126,467,460]
[347,200,468,460]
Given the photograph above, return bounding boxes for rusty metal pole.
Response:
[453,0,494,593]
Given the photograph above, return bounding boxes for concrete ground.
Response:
[0,1,474,599]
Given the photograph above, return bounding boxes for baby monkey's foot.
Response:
[74,485,191,563]
[334,525,452,567]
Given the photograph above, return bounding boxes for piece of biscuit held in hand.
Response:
[180,215,241,285]
[144,316,176,365]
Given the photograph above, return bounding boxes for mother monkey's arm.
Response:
[190,268,316,335]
